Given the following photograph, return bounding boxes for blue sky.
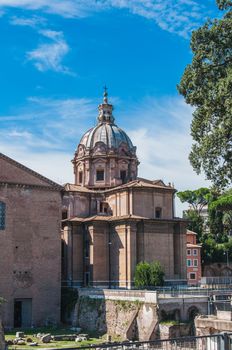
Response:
[0,0,220,214]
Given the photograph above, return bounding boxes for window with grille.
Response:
[0,202,6,230]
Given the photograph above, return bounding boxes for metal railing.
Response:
[56,333,232,350]
[156,287,232,298]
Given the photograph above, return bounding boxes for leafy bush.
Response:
[134,261,164,288]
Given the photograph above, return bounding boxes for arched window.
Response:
[0,201,6,230]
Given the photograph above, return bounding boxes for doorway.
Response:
[14,299,32,328]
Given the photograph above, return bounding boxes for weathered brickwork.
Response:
[0,153,62,328]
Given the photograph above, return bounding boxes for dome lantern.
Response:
[97,87,115,125]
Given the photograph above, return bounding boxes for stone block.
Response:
[41,334,51,343]
[16,332,25,338]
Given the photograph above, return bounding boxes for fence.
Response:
[57,333,232,350]
[201,277,232,286]
[156,288,232,298]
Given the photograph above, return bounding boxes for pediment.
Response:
[0,153,61,189]
[152,179,166,187]
[92,157,107,164]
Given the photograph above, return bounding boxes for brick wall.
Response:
[0,184,61,327]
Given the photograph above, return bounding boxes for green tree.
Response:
[178,0,232,188]
[177,188,210,215]
[209,188,232,236]
[150,261,165,287]
[183,209,204,239]
[134,262,151,288]
[177,188,210,240]
[134,261,164,288]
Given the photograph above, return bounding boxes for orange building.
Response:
[186,230,202,285]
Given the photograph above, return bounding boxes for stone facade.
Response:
[62,92,187,288]
[0,153,62,328]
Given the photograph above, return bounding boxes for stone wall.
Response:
[72,289,211,340]
[203,263,232,277]
[195,314,232,335]
[159,323,192,339]
[75,295,159,341]
[78,289,158,302]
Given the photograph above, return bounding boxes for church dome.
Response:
[80,123,135,151]
[78,88,136,154]
[72,89,138,189]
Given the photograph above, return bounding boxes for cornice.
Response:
[0,181,63,192]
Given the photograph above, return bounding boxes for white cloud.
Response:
[27,29,71,73]
[27,96,96,121]
[0,94,210,215]
[0,96,97,152]
[1,0,211,38]
[10,15,46,27]
[122,96,211,215]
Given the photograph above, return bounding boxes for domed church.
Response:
[62,90,187,288]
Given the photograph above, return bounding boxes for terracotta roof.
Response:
[64,178,175,194]
[68,214,147,223]
[187,243,202,248]
[187,229,197,235]
[64,183,96,193]
[65,215,186,224]
[104,178,174,192]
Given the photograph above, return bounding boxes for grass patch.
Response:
[5,326,105,349]
[159,320,189,326]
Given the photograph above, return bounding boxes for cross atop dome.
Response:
[103,85,108,103]
[98,87,115,124]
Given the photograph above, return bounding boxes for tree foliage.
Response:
[134,261,164,288]
[209,189,232,211]
[177,188,211,240]
[177,188,210,214]
[150,261,165,286]
[178,0,232,188]
[179,186,232,264]
[183,209,204,238]
[209,188,232,235]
